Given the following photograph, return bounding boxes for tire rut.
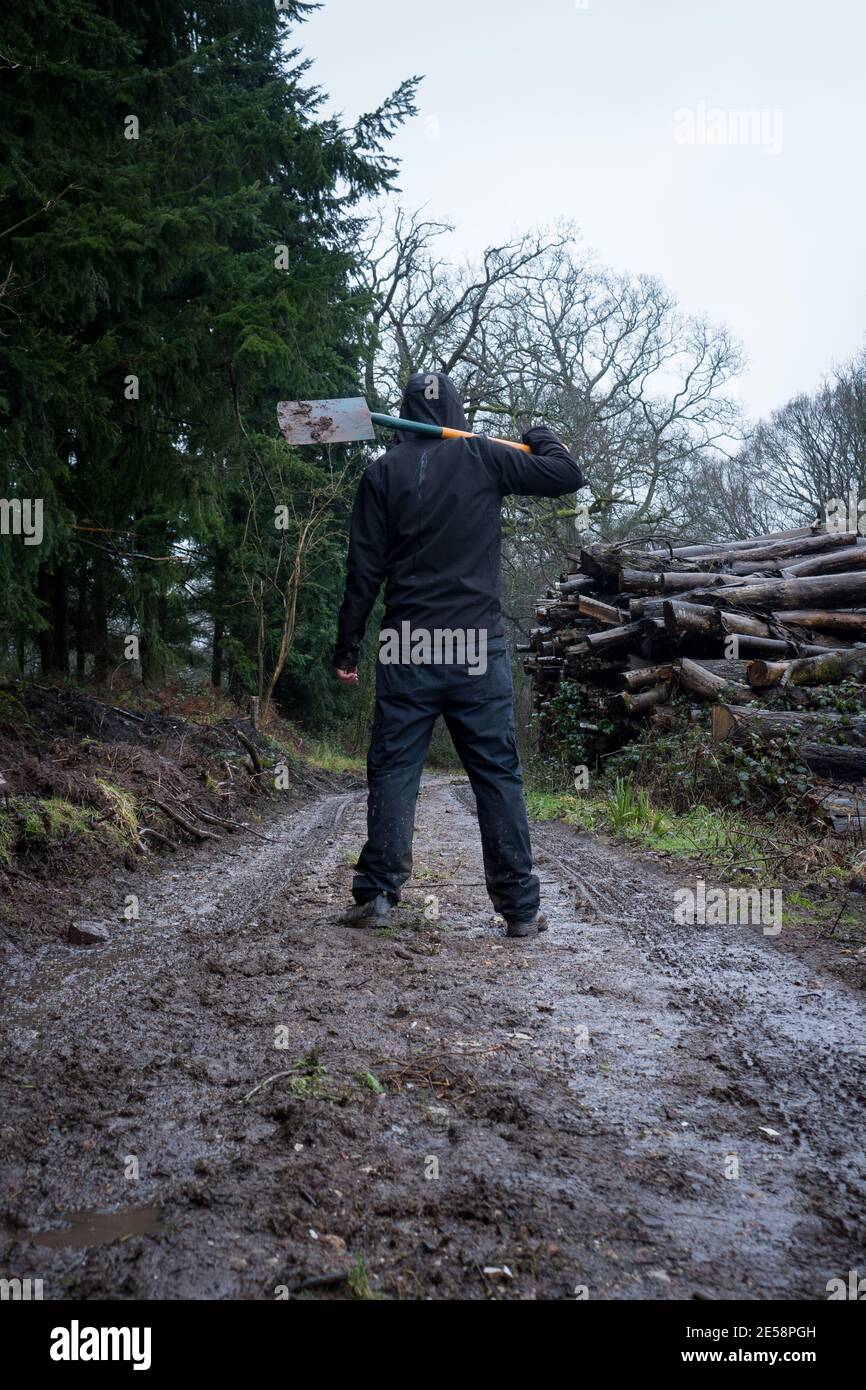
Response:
[1,775,863,1300]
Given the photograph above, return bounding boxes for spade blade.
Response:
[276,396,374,446]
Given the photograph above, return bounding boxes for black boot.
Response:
[344,893,394,927]
[505,912,548,939]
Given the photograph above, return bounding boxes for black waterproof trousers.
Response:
[352,638,540,924]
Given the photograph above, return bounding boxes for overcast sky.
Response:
[298,0,866,424]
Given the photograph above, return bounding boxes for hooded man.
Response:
[333,371,585,939]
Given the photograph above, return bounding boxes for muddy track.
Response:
[1,775,864,1300]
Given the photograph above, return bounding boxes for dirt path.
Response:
[2,775,864,1300]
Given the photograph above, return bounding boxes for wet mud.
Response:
[1,776,864,1299]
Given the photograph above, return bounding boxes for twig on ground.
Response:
[148,799,221,841]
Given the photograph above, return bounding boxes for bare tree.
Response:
[361,211,744,540]
[740,352,866,525]
[240,443,354,719]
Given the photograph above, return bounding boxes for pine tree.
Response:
[0,0,417,707]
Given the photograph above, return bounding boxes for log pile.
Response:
[524,524,866,831]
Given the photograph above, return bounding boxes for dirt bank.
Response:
[0,683,336,951]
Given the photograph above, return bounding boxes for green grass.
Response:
[0,810,14,870]
[781,891,862,933]
[303,737,366,776]
[526,782,820,876]
[0,688,33,730]
[525,788,600,833]
[244,1051,393,1108]
[2,786,143,864]
[19,796,95,849]
[345,1256,385,1301]
[355,1070,386,1095]
[93,778,140,847]
[606,777,668,837]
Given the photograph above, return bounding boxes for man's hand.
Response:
[335,666,359,686]
[522,424,563,451]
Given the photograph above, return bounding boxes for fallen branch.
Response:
[186,801,275,842]
[233,725,264,776]
[149,798,221,840]
[139,825,175,849]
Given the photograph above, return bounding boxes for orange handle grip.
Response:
[441,426,531,452]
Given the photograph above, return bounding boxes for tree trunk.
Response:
[36,566,54,673]
[555,575,594,595]
[577,595,623,625]
[75,560,88,679]
[92,553,110,685]
[620,682,670,715]
[726,633,835,659]
[712,704,866,744]
[648,526,818,560]
[52,563,70,674]
[781,543,866,579]
[662,600,722,635]
[747,647,866,689]
[769,609,866,633]
[745,659,791,689]
[711,530,858,566]
[579,620,645,652]
[677,657,752,703]
[140,583,159,687]
[798,743,866,780]
[622,662,675,690]
[719,611,772,638]
[620,569,742,595]
[690,572,866,610]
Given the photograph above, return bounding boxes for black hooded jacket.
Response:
[333,372,585,668]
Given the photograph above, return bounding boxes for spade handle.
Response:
[370,413,531,452]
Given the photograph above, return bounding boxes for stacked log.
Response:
[524,523,866,830]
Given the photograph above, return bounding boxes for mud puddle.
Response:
[17,1207,164,1250]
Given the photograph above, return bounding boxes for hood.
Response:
[396,371,468,441]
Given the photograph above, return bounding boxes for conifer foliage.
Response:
[0,0,416,718]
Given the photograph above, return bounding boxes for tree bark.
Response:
[577,595,624,625]
[52,563,70,674]
[711,530,857,566]
[747,647,866,689]
[579,620,646,652]
[769,609,866,633]
[620,682,670,715]
[648,526,818,560]
[621,569,742,595]
[75,560,88,679]
[689,572,866,610]
[781,543,866,579]
[712,704,866,744]
[662,600,722,634]
[622,662,675,690]
[798,743,866,780]
[36,566,54,673]
[92,552,110,685]
[726,633,835,659]
[719,611,772,638]
[677,657,752,703]
[555,575,594,595]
